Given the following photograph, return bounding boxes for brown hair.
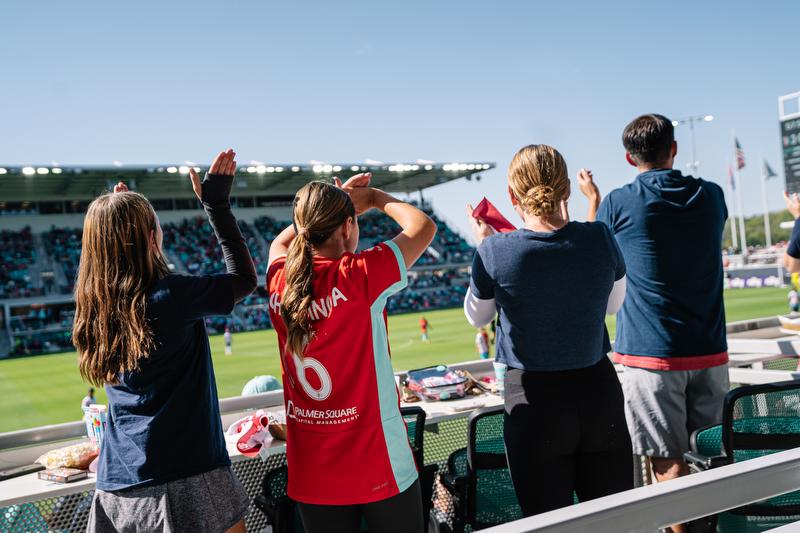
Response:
[622,114,674,166]
[507,144,569,217]
[73,192,170,385]
[281,182,355,357]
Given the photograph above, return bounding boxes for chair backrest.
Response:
[466,405,522,528]
[723,380,800,458]
[722,380,800,516]
[401,405,426,468]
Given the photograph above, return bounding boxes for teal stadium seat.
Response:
[685,380,800,532]
[440,406,522,532]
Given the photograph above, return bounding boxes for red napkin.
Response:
[472,197,516,233]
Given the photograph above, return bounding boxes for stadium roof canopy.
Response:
[0,162,495,202]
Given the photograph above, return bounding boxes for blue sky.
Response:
[2,0,798,237]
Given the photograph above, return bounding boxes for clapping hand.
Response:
[335,172,374,215]
[577,168,599,201]
[785,191,800,220]
[189,149,237,206]
[113,182,128,193]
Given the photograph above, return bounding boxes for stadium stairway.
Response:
[0,330,10,359]
[249,225,271,265]
[32,235,59,295]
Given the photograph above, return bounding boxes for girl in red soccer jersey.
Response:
[265,175,436,533]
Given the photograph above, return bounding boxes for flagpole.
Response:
[760,155,773,248]
[726,176,740,251]
[733,130,748,259]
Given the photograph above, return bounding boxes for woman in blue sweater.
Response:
[464,144,632,516]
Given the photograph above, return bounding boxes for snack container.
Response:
[38,467,88,483]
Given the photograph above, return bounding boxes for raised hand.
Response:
[785,191,800,220]
[465,203,495,246]
[577,168,599,201]
[189,149,237,206]
[113,182,129,193]
[334,172,372,190]
[335,173,374,215]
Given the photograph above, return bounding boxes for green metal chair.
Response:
[439,405,522,532]
[685,380,800,532]
[255,406,438,533]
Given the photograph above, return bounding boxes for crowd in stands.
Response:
[0,227,42,299]
[408,269,466,290]
[2,210,472,357]
[11,331,73,356]
[161,217,266,277]
[387,285,468,314]
[9,306,74,333]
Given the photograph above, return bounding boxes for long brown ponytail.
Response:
[73,192,170,385]
[281,182,355,357]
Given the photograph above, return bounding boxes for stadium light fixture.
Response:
[256,165,267,174]
[166,166,178,174]
[178,166,190,175]
[323,165,333,173]
[36,167,49,175]
[292,166,301,172]
[275,167,284,172]
[312,165,322,173]
[333,165,342,172]
[0,168,6,174]
[672,114,715,175]
[52,168,62,174]
[351,165,360,172]
[247,166,257,173]
[22,167,35,175]
[424,164,433,171]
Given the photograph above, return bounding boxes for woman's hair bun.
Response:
[523,185,557,216]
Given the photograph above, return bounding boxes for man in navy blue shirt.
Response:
[581,114,728,533]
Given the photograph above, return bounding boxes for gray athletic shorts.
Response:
[87,466,249,533]
[622,364,729,458]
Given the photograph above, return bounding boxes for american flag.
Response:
[735,138,746,170]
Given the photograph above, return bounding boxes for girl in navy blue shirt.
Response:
[73,149,257,533]
[464,144,632,517]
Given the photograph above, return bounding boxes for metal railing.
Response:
[0,360,493,453]
[482,447,800,533]
[0,390,285,451]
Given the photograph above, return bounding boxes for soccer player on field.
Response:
[266,174,436,533]
[419,316,430,343]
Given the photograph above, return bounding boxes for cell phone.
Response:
[0,463,45,481]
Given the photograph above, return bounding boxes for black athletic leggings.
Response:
[297,479,423,533]
[504,356,633,517]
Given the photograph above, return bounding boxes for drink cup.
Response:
[492,361,507,396]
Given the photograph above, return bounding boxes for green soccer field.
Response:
[0,287,791,433]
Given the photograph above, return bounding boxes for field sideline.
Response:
[0,287,791,433]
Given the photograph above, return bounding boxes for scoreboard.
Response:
[780,92,800,194]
